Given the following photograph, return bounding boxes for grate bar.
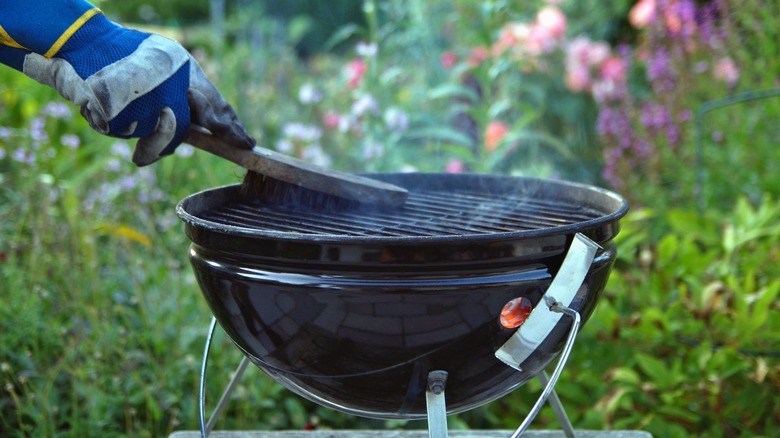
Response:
[200,189,603,237]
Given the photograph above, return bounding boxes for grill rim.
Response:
[176,173,629,245]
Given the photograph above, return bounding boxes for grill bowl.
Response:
[177,173,628,419]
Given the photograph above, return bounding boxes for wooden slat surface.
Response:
[170,430,653,438]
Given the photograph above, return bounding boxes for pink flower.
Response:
[485,121,510,152]
[526,23,557,55]
[591,56,628,102]
[346,59,367,88]
[467,46,489,67]
[629,0,657,29]
[600,56,627,83]
[322,112,341,130]
[445,159,465,173]
[565,67,591,92]
[714,57,739,86]
[440,51,458,69]
[492,22,529,58]
[536,6,567,40]
[567,37,609,68]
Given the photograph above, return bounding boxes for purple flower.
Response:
[646,48,670,81]
[639,101,671,134]
[111,141,132,159]
[12,149,36,164]
[31,117,48,143]
[117,175,139,191]
[138,188,165,204]
[60,134,80,150]
[0,127,11,140]
[697,2,721,48]
[665,124,680,147]
[361,140,384,160]
[42,102,72,119]
[106,158,122,172]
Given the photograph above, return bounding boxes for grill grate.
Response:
[198,189,603,238]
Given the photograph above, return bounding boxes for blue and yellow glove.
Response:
[0,0,255,165]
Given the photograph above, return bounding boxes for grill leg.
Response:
[538,371,576,438]
[199,317,251,438]
[425,370,449,438]
[510,304,581,438]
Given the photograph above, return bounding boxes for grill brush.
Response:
[184,126,409,209]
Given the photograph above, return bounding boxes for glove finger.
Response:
[132,107,177,167]
[188,60,255,149]
[23,53,110,134]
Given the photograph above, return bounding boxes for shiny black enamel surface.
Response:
[177,173,628,419]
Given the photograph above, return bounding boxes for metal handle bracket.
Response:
[495,233,599,371]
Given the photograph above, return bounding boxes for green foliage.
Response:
[566,199,780,436]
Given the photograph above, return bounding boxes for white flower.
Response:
[298,83,322,105]
[384,107,409,132]
[175,144,194,157]
[356,41,378,58]
[301,144,332,167]
[275,138,294,153]
[283,123,322,143]
[351,94,379,117]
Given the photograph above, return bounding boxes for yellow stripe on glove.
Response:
[44,8,103,58]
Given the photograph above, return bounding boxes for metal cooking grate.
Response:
[198,189,603,237]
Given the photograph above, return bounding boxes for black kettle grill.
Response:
[176,172,629,436]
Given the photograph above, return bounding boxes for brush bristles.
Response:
[241,171,355,210]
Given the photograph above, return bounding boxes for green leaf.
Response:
[284,397,308,428]
[322,23,363,52]
[405,126,475,148]
[635,353,674,389]
[286,15,313,45]
[426,83,481,104]
[750,280,780,330]
[611,367,642,386]
[656,235,679,266]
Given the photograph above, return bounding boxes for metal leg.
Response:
[425,371,449,438]
[199,317,252,438]
[538,372,576,438]
[510,303,581,438]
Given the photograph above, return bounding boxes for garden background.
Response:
[1,0,778,436]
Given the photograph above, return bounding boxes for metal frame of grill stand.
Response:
[196,311,578,438]
[194,233,596,438]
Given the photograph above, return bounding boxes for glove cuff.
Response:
[0,0,101,57]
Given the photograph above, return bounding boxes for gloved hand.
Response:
[0,6,255,166]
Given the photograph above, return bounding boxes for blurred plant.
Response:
[576,197,780,436]
[590,0,779,210]
[239,0,612,179]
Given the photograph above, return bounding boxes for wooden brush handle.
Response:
[183,126,409,208]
